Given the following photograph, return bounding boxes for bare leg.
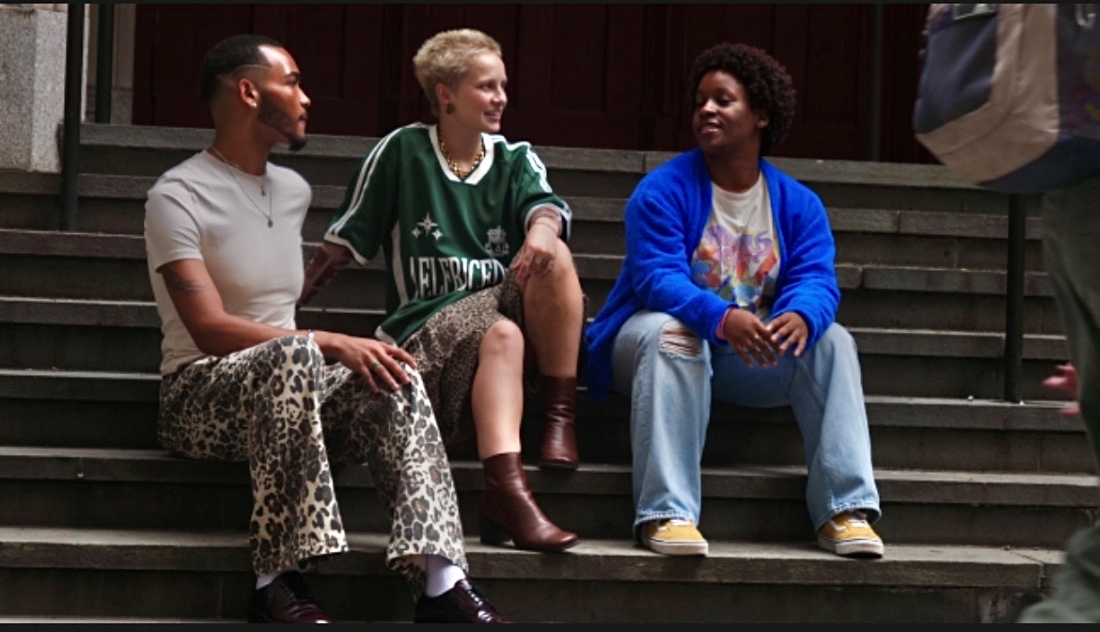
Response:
[469,319,579,551]
[470,320,525,459]
[521,240,584,377]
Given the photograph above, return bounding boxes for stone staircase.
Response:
[0,123,1091,623]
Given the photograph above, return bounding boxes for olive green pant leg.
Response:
[1019,172,1100,623]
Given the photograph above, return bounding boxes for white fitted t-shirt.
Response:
[144,150,312,374]
[690,173,780,319]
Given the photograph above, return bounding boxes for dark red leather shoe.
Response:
[413,579,514,623]
[537,375,579,471]
[479,452,579,552]
[247,571,334,623]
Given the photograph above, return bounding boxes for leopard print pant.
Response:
[157,334,467,588]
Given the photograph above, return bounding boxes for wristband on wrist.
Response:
[715,307,733,341]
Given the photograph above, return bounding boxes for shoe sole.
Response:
[537,460,579,472]
[512,538,580,553]
[644,539,708,556]
[481,535,581,553]
[817,536,884,558]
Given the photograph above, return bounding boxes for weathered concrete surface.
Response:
[0,526,1062,622]
[0,5,84,172]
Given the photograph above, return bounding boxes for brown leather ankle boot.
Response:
[478,452,579,552]
[538,375,579,470]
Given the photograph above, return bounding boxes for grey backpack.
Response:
[913,3,1100,193]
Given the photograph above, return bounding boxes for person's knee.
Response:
[480,320,524,360]
[551,238,575,266]
[524,240,580,292]
[818,323,856,355]
[657,319,704,359]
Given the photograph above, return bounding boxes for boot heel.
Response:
[479,513,511,546]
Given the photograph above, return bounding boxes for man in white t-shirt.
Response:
[143,34,510,623]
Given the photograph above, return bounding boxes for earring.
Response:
[445,103,454,115]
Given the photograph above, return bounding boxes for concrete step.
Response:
[0,525,1062,622]
[831,210,1044,271]
[0,234,1058,320]
[0,225,1063,332]
[0,364,1087,473]
[0,446,1095,549]
[76,123,653,200]
[0,169,1048,271]
[0,291,1069,400]
[75,123,1034,218]
[0,294,1066,371]
[0,289,1065,352]
[0,369,159,450]
[0,124,1069,625]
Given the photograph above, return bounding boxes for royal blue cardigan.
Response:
[584,148,840,401]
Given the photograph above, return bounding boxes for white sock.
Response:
[424,554,467,598]
[255,565,298,590]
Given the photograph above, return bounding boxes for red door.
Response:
[131,3,930,161]
[644,4,876,159]
[388,4,647,150]
[133,4,390,136]
[133,4,251,130]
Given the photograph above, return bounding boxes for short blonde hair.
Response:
[413,29,503,117]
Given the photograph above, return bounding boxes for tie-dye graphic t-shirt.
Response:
[690,174,779,318]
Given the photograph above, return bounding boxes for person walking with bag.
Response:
[911,4,1100,620]
[1016,171,1100,622]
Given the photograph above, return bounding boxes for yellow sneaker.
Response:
[642,518,708,556]
[817,511,884,558]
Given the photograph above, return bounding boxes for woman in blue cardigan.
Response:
[585,42,883,558]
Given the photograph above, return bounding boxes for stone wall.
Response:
[0,3,87,172]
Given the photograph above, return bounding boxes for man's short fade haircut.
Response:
[688,42,797,157]
[200,34,284,105]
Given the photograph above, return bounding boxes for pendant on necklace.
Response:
[267,218,273,228]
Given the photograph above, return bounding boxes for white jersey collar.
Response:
[429,124,494,185]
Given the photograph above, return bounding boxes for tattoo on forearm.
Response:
[161,267,208,295]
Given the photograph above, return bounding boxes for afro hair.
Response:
[688,42,797,156]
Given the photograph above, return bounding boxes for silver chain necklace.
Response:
[207,146,274,228]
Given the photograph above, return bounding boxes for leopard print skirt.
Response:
[157,334,467,587]
[400,272,537,453]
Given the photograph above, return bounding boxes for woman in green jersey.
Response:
[299,29,583,553]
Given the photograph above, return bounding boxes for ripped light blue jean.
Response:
[610,309,881,538]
